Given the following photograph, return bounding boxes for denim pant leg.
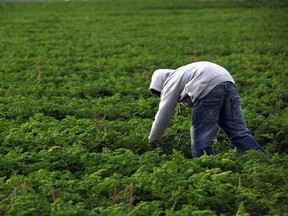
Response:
[191,86,224,158]
[218,84,267,155]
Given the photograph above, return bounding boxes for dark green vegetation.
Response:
[1,0,288,215]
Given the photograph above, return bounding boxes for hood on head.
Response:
[149,69,174,96]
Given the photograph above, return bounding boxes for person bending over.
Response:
[148,61,267,158]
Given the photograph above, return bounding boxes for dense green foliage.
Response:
[0,0,288,215]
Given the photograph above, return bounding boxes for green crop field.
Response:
[0,0,288,215]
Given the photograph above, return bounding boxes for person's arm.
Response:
[212,126,221,143]
[148,79,181,142]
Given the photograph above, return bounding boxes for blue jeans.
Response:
[191,81,266,158]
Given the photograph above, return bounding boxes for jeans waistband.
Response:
[218,81,234,86]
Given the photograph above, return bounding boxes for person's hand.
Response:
[212,126,221,143]
[148,140,172,155]
[148,140,160,149]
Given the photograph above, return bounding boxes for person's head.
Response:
[149,69,174,97]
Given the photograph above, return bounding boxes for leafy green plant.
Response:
[0,0,287,215]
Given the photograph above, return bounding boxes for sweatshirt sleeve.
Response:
[148,77,182,142]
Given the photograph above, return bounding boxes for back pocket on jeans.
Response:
[201,100,221,122]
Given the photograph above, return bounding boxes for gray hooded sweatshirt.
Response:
[148,61,235,142]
